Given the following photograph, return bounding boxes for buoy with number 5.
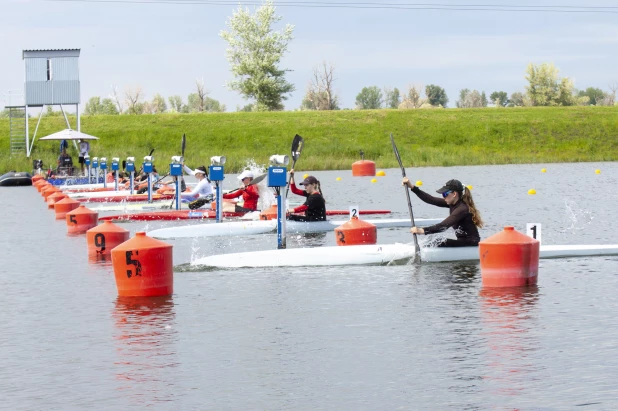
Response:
[87,221,130,256]
[66,205,99,234]
[334,216,377,246]
[111,232,173,297]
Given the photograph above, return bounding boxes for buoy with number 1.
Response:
[87,221,130,256]
[111,232,173,297]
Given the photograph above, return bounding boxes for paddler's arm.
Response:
[289,169,305,196]
[421,206,468,235]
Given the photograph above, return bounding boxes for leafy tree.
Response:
[383,87,401,109]
[355,86,383,109]
[85,97,119,115]
[168,95,184,113]
[204,97,226,112]
[399,85,427,109]
[456,89,484,108]
[510,92,525,107]
[100,98,119,115]
[577,87,605,106]
[84,96,102,115]
[525,63,574,106]
[425,84,448,107]
[490,91,509,106]
[151,93,167,113]
[481,91,488,107]
[236,103,254,112]
[220,0,295,111]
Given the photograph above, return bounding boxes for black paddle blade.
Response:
[149,148,155,157]
[291,134,304,161]
[250,173,267,186]
[390,133,406,177]
[122,160,126,170]
[181,133,186,157]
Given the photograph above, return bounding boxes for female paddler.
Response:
[222,170,260,213]
[287,170,326,222]
[181,165,214,209]
[402,178,483,247]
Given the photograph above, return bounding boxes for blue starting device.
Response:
[84,155,91,183]
[210,156,226,223]
[143,156,154,203]
[268,154,290,249]
[126,157,135,194]
[111,157,120,191]
[170,156,184,210]
[99,157,108,189]
[92,157,99,186]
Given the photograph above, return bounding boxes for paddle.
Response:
[226,173,267,195]
[390,133,421,262]
[285,134,304,197]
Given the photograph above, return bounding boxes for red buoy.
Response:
[334,216,377,246]
[260,204,278,220]
[66,205,99,234]
[47,192,68,209]
[54,197,81,220]
[34,180,47,191]
[32,175,44,183]
[87,221,130,256]
[42,186,59,200]
[111,232,173,297]
[480,226,540,287]
[352,160,376,177]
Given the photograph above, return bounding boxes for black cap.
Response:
[436,179,464,194]
[299,176,318,185]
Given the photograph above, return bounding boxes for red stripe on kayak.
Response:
[75,194,176,203]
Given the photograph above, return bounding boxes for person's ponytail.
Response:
[462,189,483,228]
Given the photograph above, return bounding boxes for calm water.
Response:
[1,162,617,410]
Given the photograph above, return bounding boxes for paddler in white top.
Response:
[181,165,214,209]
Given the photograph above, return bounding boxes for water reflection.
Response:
[479,286,542,401]
[87,252,113,265]
[111,296,178,407]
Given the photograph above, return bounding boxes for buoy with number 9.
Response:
[334,216,377,246]
[66,205,98,234]
[87,221,130,256]
[111,232,173,297]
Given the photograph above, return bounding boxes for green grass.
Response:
[1,106,618,173]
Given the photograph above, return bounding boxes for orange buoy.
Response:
[211,199,237,212]
[47,191,68,209]
[37,181,51,193]
[87,221,130,256]
[54,197,81,220]
[352,160,376,177]
[32,175,44,183]
[34,180,46,191]
[334,216,377,246]
[479,226,540,288]
[66,205,99,234]
[111,232,173,297]
[42,186,59,200]
[260,204,278,220]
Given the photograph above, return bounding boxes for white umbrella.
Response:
[39,129,100,141]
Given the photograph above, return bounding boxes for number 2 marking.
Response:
[351,208,358,218]
[338,231,345,243]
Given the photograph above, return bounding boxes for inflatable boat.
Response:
[0,171,32,187]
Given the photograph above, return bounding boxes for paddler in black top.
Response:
[402,178,484,247]
[287,171,327,221]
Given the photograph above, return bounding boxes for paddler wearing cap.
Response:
[402,178,484,247]
[222,170,260,212]
[181,165,214,209]
[287,169,326,221]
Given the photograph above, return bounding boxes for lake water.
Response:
[1,162,617,410]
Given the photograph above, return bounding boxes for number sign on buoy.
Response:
[349,205,359,219]
[526,223,542,244]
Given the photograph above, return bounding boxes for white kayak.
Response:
[192,243,618,268]
[59,182,107,191]
[149,218,443,239]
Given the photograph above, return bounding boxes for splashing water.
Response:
[559,199,594,233]
[235,159,277,210]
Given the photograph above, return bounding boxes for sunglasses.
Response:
[441,190,452,198]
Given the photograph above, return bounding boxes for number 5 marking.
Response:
[69,215,77,225]
[125,250,142,278]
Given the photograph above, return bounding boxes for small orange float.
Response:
[66,205,99,234]
[334,216,377,246]
[54,197,81,220]
[111,232,173,297]
[260,204,278,220]
[87,221,130,256]
[47,192,68,209]
[479,226,540,288]
[31,175,44,183]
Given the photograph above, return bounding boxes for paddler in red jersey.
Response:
[223,170,260,212]
[287,170,326,222]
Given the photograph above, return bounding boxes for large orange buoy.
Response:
[111,232,173,297]
[479,226,540,288]
[34,180,47,191]
[54,197,81,220]
[352,160,376,177]
[66,205,99,234]
[47,192,68,209]
[260,204,278,220]
[38,181,51,193]
[32,175,44,183]
[87,221,130,256]
[334,216,377,246]
[42,186,59,200]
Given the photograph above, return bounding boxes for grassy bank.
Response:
[1,106,617,173]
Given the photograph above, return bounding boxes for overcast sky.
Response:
[2,0,618,111]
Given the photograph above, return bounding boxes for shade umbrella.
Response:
[39,129,100,141]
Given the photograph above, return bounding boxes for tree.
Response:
[109,85,124,114]
[490,91,509,107]
[425,84,448,107]
[355,86,383,109]
[194,78,209,112]
[125,86,144,114]
[301,61,339,110]
[383,87,401,109]
[151,93,167,113]
[100,98,119,115]
[577,87,605,106]
[525,63,574,106]
[510,92,525,107]
[168,95,184,113]
[456,89,484,108]
[84,97,103,115]
[399,85,427,109]
[203,97,226,112]
[481,91,488,107]
[220,0,295,111]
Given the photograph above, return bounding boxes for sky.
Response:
[1,0,618,111]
